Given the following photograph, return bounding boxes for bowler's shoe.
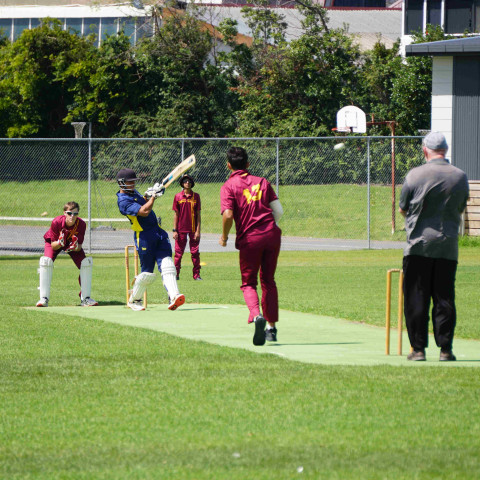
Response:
[440,350,456,362]
[265,327,277,342]
[407,350,426,361]
[253,315,266,346]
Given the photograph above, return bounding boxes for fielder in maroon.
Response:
[219,147,284,346]
[172,174,202,280]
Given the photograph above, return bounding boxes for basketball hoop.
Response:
[71,122,87,138]
[336,106,367,134]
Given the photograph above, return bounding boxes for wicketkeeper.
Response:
[36,201,98,307]
[116,168,185,311]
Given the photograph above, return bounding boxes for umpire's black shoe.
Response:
[407,350,426,361]
[440,350,456,362]
[253,315,266,346]
[265,327,277,342]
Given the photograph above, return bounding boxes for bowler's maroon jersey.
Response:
[220,170,278,246]
[44,215,86,246]
[172,191,201,233]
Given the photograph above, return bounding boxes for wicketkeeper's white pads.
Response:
[38,256,53,299]
[130,272,156,302]
[80,257,94,300]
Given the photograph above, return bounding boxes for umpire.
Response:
[399,131,469,362]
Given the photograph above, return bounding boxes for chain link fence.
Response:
[0,136,424,254]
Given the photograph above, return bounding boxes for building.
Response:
[0,1,151,46]
[402,0,480,52]
[406,35,480,182]
[0,1,401,51]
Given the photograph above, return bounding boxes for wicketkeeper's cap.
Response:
[423,131,448,151]
[116,168,139,182]
[179,174,195,188]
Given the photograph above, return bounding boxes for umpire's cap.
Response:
[116,168,139,182]
[179,174,195,188]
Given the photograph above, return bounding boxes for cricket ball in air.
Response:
[334,143,345,151]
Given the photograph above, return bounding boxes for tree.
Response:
[119,6,238,137]
[0,19,94,137]
[232,0,361,136]
[62,33,139,137]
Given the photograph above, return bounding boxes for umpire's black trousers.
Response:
[402,255,458,352]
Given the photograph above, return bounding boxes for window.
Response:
[85,17,100,46]
[13,18,29,40]
[101,17,118,41]
[66,18,83,35]
[427,0,442,27]
[406,0,424,35]
[118,17,136,44]
[136,17,153,40]
[445,0,473,33]
[0,19,12,41]
[475,0,480,31]
[0,16,145,45]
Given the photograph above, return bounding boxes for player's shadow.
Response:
[98,301,125,306]
[269,342,363,346]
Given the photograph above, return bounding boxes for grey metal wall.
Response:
[453,55,480,180]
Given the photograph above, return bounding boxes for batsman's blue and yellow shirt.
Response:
[117,190,171,272]
[117,189,159,232]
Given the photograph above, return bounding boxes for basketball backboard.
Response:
[336,106,367,133]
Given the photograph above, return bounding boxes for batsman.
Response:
[116,168,185,311]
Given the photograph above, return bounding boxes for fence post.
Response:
[88,122,92,254]
[275,138,280,196]
[367,136,371,249]
[181,138,185,162]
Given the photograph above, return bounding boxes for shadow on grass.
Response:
[268,342,363,346]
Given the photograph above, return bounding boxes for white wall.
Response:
[431,56,453,155]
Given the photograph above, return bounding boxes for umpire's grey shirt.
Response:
[399,158,469,261]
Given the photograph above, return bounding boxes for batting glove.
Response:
[144,188,156,199]
[154,186,165,198]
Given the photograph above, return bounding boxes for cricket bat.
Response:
[161,155,196,189]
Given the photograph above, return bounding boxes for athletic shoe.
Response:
[168,294,185,311]
[440,350,456,361]
[36,297,49,307]
[127,299,145,311]
[265,327,277,342]
[81,297,98,307]
[253,315,266,346]
[407,350,426,361]
[176,275,180,280]
[193,276,203,281]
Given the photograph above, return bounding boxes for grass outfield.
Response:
[1,249,480,478]
[0,180,407,241]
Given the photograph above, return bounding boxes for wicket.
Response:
[385,268,404,355]
[125,245,147,308]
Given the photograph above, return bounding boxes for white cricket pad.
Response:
[38,256,53,300]
[131,272,156,301]
[161,256,179,299]
[80,257,94,300]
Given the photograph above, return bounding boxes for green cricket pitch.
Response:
[32,304,480,366]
